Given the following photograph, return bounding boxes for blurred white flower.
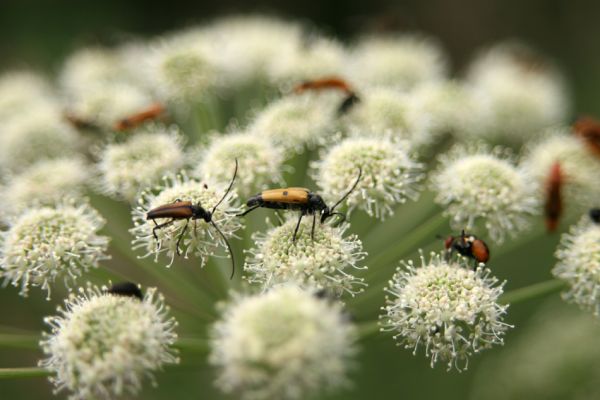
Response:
[210,285,356,400]
[245,218,367,296]
[40,284,178,399]
[0,201,109,299]
[314,136,423,219]
[381,251,511,371]
[431,144,538,242]
[0,70,55,125]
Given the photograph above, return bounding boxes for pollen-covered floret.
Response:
[521,128,600,216]
[131,173,242,268]
[192,132,284,198]
[431,145,538,242]
[0,158,91,221]
[209,285,356,400]
[381,251,511,371]
[0,201,109,299]
[466,42,570,142]
[97,126,185,201]
[249,94,337,154]
[347,34,447,91]
[39,284,178,400]
[313,136,423,219]
[553,215,600,316]
[245,218,367,296]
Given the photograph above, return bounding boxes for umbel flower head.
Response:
[0,157,91,222]
[431,144,538,242]
[39,284,179,400]
[209,285,356,400]
[0,201,109,299]
[381,251,511,371]
[192,131,284,198]
[244,218,367,296]
[521,128,600,215]
[131,173,242,268]
[313,136,423,219]
[0,70,54,124]
[97,125,185,202]
[249,94,337,155]
[347,34,447,91]
[553,215,600,316]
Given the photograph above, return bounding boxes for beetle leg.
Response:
[152,219,175,242]
[311,213,316,241]
[237,205,260,217]
[193,219,198,238]
[292,213,303,243]
[176,219,190,256]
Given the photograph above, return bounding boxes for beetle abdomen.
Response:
[147,201,194,220]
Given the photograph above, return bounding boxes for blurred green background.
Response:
[1,0,599,399]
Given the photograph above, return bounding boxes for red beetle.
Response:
[443,230,490,265]
[544,161,563,232]
[114,102,167,132]
[573,116,600,157]
[292,76,360,115]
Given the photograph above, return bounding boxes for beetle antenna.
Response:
[212,158,238,215]
[210,220,235,279]
[330,167,362,213]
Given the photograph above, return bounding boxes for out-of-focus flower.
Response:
[40,284,178,399]
[381,251,511,371]
[0,71,54,125]
[210,285,356,400]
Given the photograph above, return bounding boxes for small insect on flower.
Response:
[292,76,360,114]
[106,281,143,300]
[113,102,167,131]
[147,160,238,278]
[590,208,600,224]
[239,168,362,242]
[573,115,600,157]
[544,161,564,232]
[443,230,490,265]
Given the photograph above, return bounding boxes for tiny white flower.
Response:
[0,70,54,125]
[347,34,447,91]
[210,285,356,400]
[249,94,337,155]
[40,284,178,399]
[97,126,185,201]
[0,201,109,299]
[553,215,600,316]
[192,131,284,198]
[0,157,91,221]
[381,251,511,371]
[521,128,600,215]
[466,42,570,142]
[131,173,242,270]
[431,144,538,242]
[313,136,423,219]
[245,218,367,296]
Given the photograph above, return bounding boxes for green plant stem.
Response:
[0,334,39,350]
[500,279,566,305]
[0,368,50,379]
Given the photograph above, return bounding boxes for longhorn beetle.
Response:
[238,168,362,242]
[114,102,167,132]
[146,159,238,278]
[544,161,563,232]
[106,281,143,300]
[292,76,361,115]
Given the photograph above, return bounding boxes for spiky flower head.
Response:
[0,157,91,221]
[431,144,538,242]
[553,215,600,316]
[521,128,600,215]
[97,126,185,201]
[249,94,337,155]
[348,34,447,91]
[313,136,423,219]
[131,173,242,268]
[40,284,178,399]
[381,251,510,371]
[0,201,109,299]
[466,42,570,142]
[341,87,431,147]
[209,285,356,400]
[192,132,284,198]
[0,70,54,124]
[0,102,82,171]
[244,218,367,296]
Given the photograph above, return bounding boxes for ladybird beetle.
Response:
[573,116,600,157]
[443,230,490,265]
[544,161,563,232]
[239,168,362,242]
[106,281,143,300]
[146,160,238,278]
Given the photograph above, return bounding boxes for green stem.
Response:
[500,279,566,305]
[0,334,39,350]
[0,368,50,379]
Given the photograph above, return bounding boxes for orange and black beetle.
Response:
[544,161,563,232]
[114,102,166,131]
[106,282,143,300]
[443,230,490,265]
[292,76,360,115]
[146,160,238,278]
[573,116,600,157]
[239,169,362,241]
